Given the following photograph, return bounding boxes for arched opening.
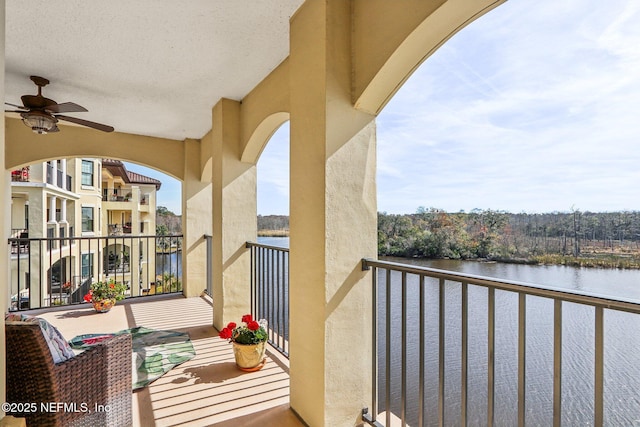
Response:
[8,156,183,309]
[373,1,640,425]
[256,121,290,246]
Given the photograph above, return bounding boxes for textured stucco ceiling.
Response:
[5,0,304,140]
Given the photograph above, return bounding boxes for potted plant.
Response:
[83,279,127,313]
[219,314,268,371]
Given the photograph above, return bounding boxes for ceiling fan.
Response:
[5,75,114,134]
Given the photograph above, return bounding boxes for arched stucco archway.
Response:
[5,118,186,181]
[353,0,505,115]
[242,112,290,164]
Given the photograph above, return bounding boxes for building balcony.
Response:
[11,167,30,182]
[24,294,303,427]
[108,223,132,235]
[103,188,134,202]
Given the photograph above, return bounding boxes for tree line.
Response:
[257,215,289,236]
[156,206,182,235]
[378,208,640,263]
[256,209,640,266]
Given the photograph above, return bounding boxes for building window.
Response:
[82,207,94,232]
[81,160,94,186]
[81,253,94,278]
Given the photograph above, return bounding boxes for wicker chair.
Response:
[5,323,132,427]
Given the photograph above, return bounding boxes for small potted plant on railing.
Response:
[219,314,268,371]
[83,279,127,313]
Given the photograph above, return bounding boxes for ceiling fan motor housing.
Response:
[21,110,58,134]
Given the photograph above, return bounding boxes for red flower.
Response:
[227,322,237,330]
[109,283,115,289]
[247,320,260,331]
[83,290,93,302]
[219,327,232,339]
[241,314,253,323]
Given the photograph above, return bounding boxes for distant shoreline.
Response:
[257,229,289,237]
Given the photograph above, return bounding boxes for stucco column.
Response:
[289,1,377,426]
[1,0,8,412]
[48,195,57,223]
[49,160,58,187]
[182,138,212,297]
[60,158,67,189]
[211,98,257,329]
[60,199,67,223]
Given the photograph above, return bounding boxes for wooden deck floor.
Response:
[26,294,304,427]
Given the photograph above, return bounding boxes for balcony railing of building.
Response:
[247,241,290,358]
[8,234,183,311]
[204,235,213,297]
[11,167,30,182]
[45,163,72,191]
[360,258,640,427]
[108,223,132,235]
[103,188,133,202]
[10,229,29,254]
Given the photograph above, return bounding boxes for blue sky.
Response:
[137,0,640,216]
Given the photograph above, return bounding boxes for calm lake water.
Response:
[156,250,182,277]
[258,237,640,426]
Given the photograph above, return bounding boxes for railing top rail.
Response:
[363,258,640,315]
[8,234,184,243]
[246,241,290,252]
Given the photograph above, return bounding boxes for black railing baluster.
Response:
[7,234,183,310]
[360,258,640,427]
[246,241,290,358]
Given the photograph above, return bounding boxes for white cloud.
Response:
[377,0,640,214]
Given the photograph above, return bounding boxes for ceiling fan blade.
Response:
[45,102,88,114]
[5,102,26,110]
[55,115,114,132]
[5,109,26,113]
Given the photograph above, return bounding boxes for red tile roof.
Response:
[102,159,162,190]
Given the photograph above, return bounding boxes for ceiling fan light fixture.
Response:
[21,111,57,134]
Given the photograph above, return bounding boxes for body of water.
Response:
[256,238,640,425]
[156,250,182,277]
[378,257,640,426]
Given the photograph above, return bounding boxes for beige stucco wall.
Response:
[288,1,378,425]
[1,0,7,412]
[211,99,257,329]
[5,118,185,181]
[239,58,291,163]
[182,138,212,297]
[353,0,505,115]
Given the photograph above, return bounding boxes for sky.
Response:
[142,0,640,216]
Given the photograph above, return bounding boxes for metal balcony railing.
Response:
[247,241,290,358]
[8,234,183,311]
[108,223,132,235]
[204,235,213,297]
[44,164,71,190]
[361,258,640,427]
[103,188,133,202]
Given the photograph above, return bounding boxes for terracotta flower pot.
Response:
[92,298,116,313]
[232,341,267,371]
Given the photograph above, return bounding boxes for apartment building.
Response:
[9,158,161,309]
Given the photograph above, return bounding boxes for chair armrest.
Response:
[54,334,132,426]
